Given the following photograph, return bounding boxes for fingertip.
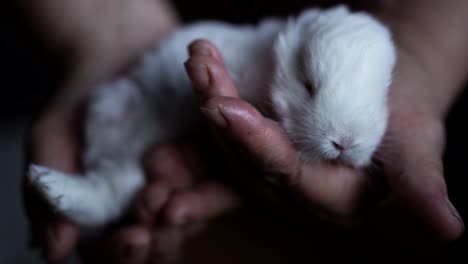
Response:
[384,137,464,240]
[143,143,174,181]
[164,184,239,226]
[185,40,239,99]
[404,186,465,241]
[440,197,465,240]
[164,192,196,226]
[200,96,263,140]
[135,184,170,225]
[200,107,228,128]
[143,144,193,188]
[203,96,294,152]
[201,96,299,173]
[188,39,223,63]
[185,56,239,99]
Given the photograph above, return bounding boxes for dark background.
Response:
[1,1,466,263]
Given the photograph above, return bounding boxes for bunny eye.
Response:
[303,81,315,95]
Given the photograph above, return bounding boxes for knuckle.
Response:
[262,161,303,195]
[285,162,303,188]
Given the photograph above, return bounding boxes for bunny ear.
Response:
[271,12,312,84]
[271,5,355,80]
[272,17,301,65]
[272,30,298,80]
[273,5,340,55]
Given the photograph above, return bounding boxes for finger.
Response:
[164,182,240,226]
[188,39,225,65]
[184,40,239,100]
[134,183,170,225]
[184,40,301,172]
[183,39,327,179]
[202,97,368,215]
[143,144,194,188]
[201,97,299,173]
[177,143,209,180]
[385,118,464,240]
[140,143,209,224]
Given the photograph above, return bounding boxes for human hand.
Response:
[181,39,464,241]
[75,142,239,264]
[22,0,179,262]
[182,40,379,219]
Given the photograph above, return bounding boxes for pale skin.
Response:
[22,0,468,263]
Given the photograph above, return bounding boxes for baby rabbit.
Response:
[28,5,396,227]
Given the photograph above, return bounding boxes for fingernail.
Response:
[189,42,214,57]
[446,197,464,231]
[200,107,227,128]
[184,61,210,93]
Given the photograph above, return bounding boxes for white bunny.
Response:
[28,5,396,228]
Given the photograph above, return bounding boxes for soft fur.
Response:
[27,5,396,228]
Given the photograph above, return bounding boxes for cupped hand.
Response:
[377,48,465,240]
[22,0,180,262]
[181,39,464,240]
[23,94,239,264]
[183,40,377,218]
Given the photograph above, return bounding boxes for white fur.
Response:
[27,5,396,227]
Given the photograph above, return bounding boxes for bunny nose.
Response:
[331,138,353,152]
[332,141,345,151]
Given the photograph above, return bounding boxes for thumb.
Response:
[385,118,464,240]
